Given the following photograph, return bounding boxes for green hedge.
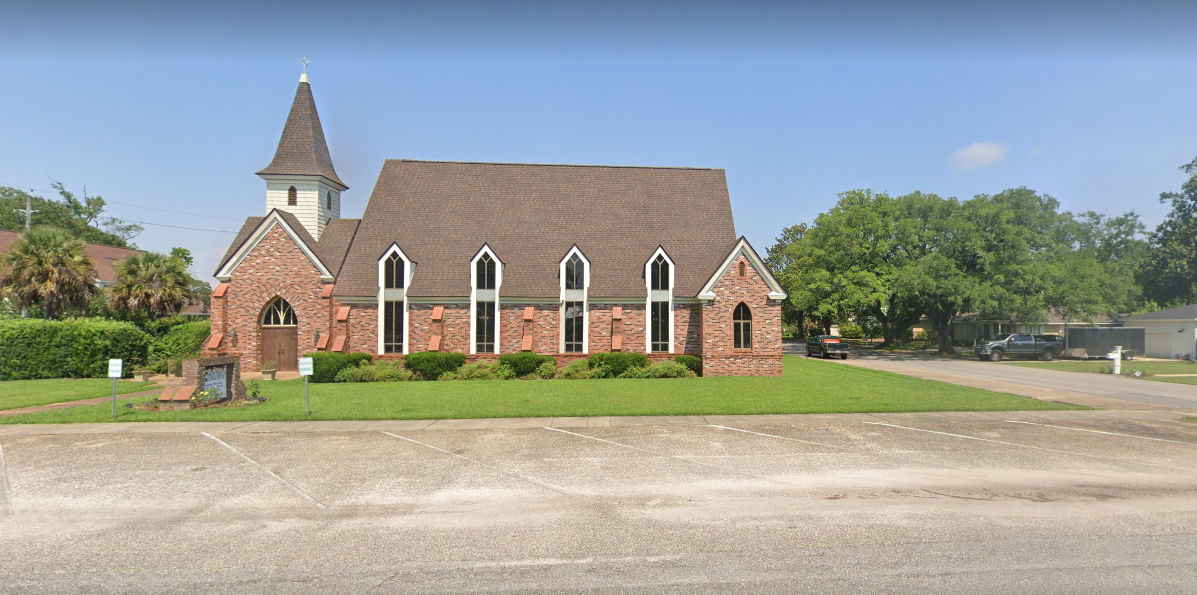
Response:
[304,352,372,383]
[148,320,211,374]
[0,318,151,380]
[403,351,467,381]
[674,355,702,376]
[588,352,648,377]
[498,352,557,377]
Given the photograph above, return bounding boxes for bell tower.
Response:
[256,58,347,239]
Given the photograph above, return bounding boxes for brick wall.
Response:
[701,254,782,376]
[674,303,703,356]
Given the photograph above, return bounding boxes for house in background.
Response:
[0,229,144,288]
[949,313,1120,344]
[1122,305,1197,360]
[205,71,786,375]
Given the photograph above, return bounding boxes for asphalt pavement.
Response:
[2,414,1196,593]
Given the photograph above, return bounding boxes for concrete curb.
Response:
[0,408,1189,436]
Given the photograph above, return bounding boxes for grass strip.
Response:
[0,356,1083,424]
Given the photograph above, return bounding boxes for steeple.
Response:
[257,62,347,240]
[257,71,347,189]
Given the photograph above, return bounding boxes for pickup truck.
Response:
[975,333,1064,362]
[807,335,850,359]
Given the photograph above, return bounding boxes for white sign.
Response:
[107,359,123,379]
[298,357,314,377]
[203,367,228,400]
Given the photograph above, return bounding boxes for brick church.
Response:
[205,72,786,376]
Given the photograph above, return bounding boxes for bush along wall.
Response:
[0,318,151,380]
[498,353,557,377]
[403,352,468,380]
[588,352,649,377]
[304,352,373,383]
[148,320,211,374]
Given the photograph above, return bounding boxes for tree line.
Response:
[766,157,1197,353]
[0,182,209,322]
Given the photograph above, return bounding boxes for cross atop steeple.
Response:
[299,57,310,82]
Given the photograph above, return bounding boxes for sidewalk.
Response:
[0,408,1188,436]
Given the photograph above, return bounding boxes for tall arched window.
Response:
[287,186,298,206]
[733,302,752,349]
[476,253,496,290]
[326,191,332,209]
[651,255,669,291]
[565,254,584,290]
[384,253,404,289]
[262,297,297,327]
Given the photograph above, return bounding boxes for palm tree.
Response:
[109,252,193,319]
[0,226,97,319]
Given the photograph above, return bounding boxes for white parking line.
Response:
[0,438,11,516]
[863,422,1193,471]
[378,431,587,501]
[1006,421,1197,446]
[201,432,326,510]
[544,427,811,486]
[710,425,844,449]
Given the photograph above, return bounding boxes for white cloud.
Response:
[952,142,1008,170]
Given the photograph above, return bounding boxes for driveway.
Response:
[831,351,1197,412]
[1,415,1196,593]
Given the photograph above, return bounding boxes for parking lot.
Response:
[1,412,1196,593]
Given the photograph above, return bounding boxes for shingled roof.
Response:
[256,81,347,189]
[333,160,739,299]
[0,229,144,285]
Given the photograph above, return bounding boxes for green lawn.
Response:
[1,378,159,411]
[1150,376,1197,386]
[0,356,1083,424]
[1004,360,1197,380]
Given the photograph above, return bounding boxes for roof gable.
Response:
[696,237,787,301]
[215,210,333,281]
[333,160,738,298]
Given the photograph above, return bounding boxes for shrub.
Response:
[589,352,647,377]
[839,323,864,339]
[0,318,151,379]
[334,360,413,382]
[457,362,499,380]
[617,366,652,379]
[141,315,194,338]
[148,320,210,373]
[560,359,593,379]
[645,361,696,378]
[497,364,516,380]
[498,352,556,377]
[404,351,468,381]
[535,359,557,379]
[436,370,458,381]
[305,352,372,383]
[674,355,702,376]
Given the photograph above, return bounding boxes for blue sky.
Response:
[4,1,1197,283]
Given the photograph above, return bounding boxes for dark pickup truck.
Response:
[807,335,850,359]
[975,333,1065,362]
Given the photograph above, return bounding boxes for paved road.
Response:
[832,352,1197,411]
[2,415,1196,593]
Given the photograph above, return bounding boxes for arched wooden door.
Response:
[260,297,298,371]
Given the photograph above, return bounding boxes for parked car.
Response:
[974,333,1063,362]
[807,335,850,359]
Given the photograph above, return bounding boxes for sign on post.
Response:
[299,357,314,416]
[108,359,122,420]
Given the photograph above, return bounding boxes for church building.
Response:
[205,72,786,376]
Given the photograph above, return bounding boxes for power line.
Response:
[135,220,236,234]
[105,200,244,221]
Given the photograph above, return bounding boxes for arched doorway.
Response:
[260,297,298,371]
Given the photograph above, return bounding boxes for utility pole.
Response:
[13,194,37,230]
